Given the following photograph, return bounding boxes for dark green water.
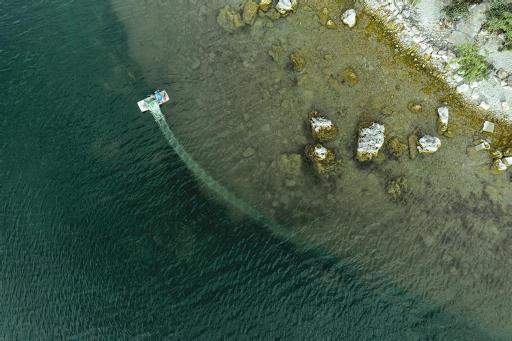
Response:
[0,1,497,339]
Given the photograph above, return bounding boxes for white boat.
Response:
[137,90,170,112]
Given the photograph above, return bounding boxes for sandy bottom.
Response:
[114,0,512,337]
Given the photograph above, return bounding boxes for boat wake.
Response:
[145,98,267,224]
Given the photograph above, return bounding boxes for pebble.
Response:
[456,84,470,93]
[497,68,509,80]
[242,147,256,158]
[482,121,495,133]
[479,101,490,110]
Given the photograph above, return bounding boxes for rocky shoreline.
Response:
[363,0,512,121]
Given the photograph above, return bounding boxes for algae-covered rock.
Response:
[308,111,337,142]
[386,176,408,202]
[337,67,358,86]
[387,137,407,158]
[243,1,259,25]
[259,0,272,12]
[356,123,385,161]
[217,6,245,33]
[417,135,442,154]
[269,41,285,62]
[326,19,337,29]
[305,144,338,177]
[407,102,423,113]
[289,50,306,71]
[276,0,297,15]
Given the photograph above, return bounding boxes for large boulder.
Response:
[305,144,338,177]
[308,111,337,142]
[417,135,441,154]
[356,123,385,161]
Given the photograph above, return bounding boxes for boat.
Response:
[137,90,170,112]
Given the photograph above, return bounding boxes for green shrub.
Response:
[485,0,512,50]
[455,43,489,82]
[443,0,483,21]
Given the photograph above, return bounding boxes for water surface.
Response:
[0,0,509,339]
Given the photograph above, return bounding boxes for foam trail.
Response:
[145,99,267,223]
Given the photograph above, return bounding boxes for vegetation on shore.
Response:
[443,0,483,21]
[455,42,489,82]
[485,0,512,50]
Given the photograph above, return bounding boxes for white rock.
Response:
[356,122,385,161]
[456,83,470,93]
[482,121,495,133]
[311,117,333,132]
[417,135,441,154]
[437,106,449,131]
[503,157,512,167]
[497,68,509,80]
[502,101,510,112]
[474,141,490,151]
[342,9,357,28]
[276,0,297,15]
[493,159,507,171]
[479,101,490,110]
[314,145,328,160]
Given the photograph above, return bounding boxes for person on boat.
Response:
[154,90,163,103]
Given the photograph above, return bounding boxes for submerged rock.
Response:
[417,135,442,154]
[289,50,305,71]
[387,137,407,158]
[386,176,408,202]
[408,133,418,159]
[407,102,423,113]
[308,111,337,142]
[243,1,259,25]
[242,147,256,158]
[305,144,338,177]
[217,6,245,33]
[337,67,359,86]
[341,9,357,28]
[356,123,385,161]
[276,0,297,15]
[277,153,302,177]
[437,106,449,133]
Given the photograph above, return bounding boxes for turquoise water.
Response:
[0,0,500,339]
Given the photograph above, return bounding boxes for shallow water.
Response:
[114,0,512,337]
